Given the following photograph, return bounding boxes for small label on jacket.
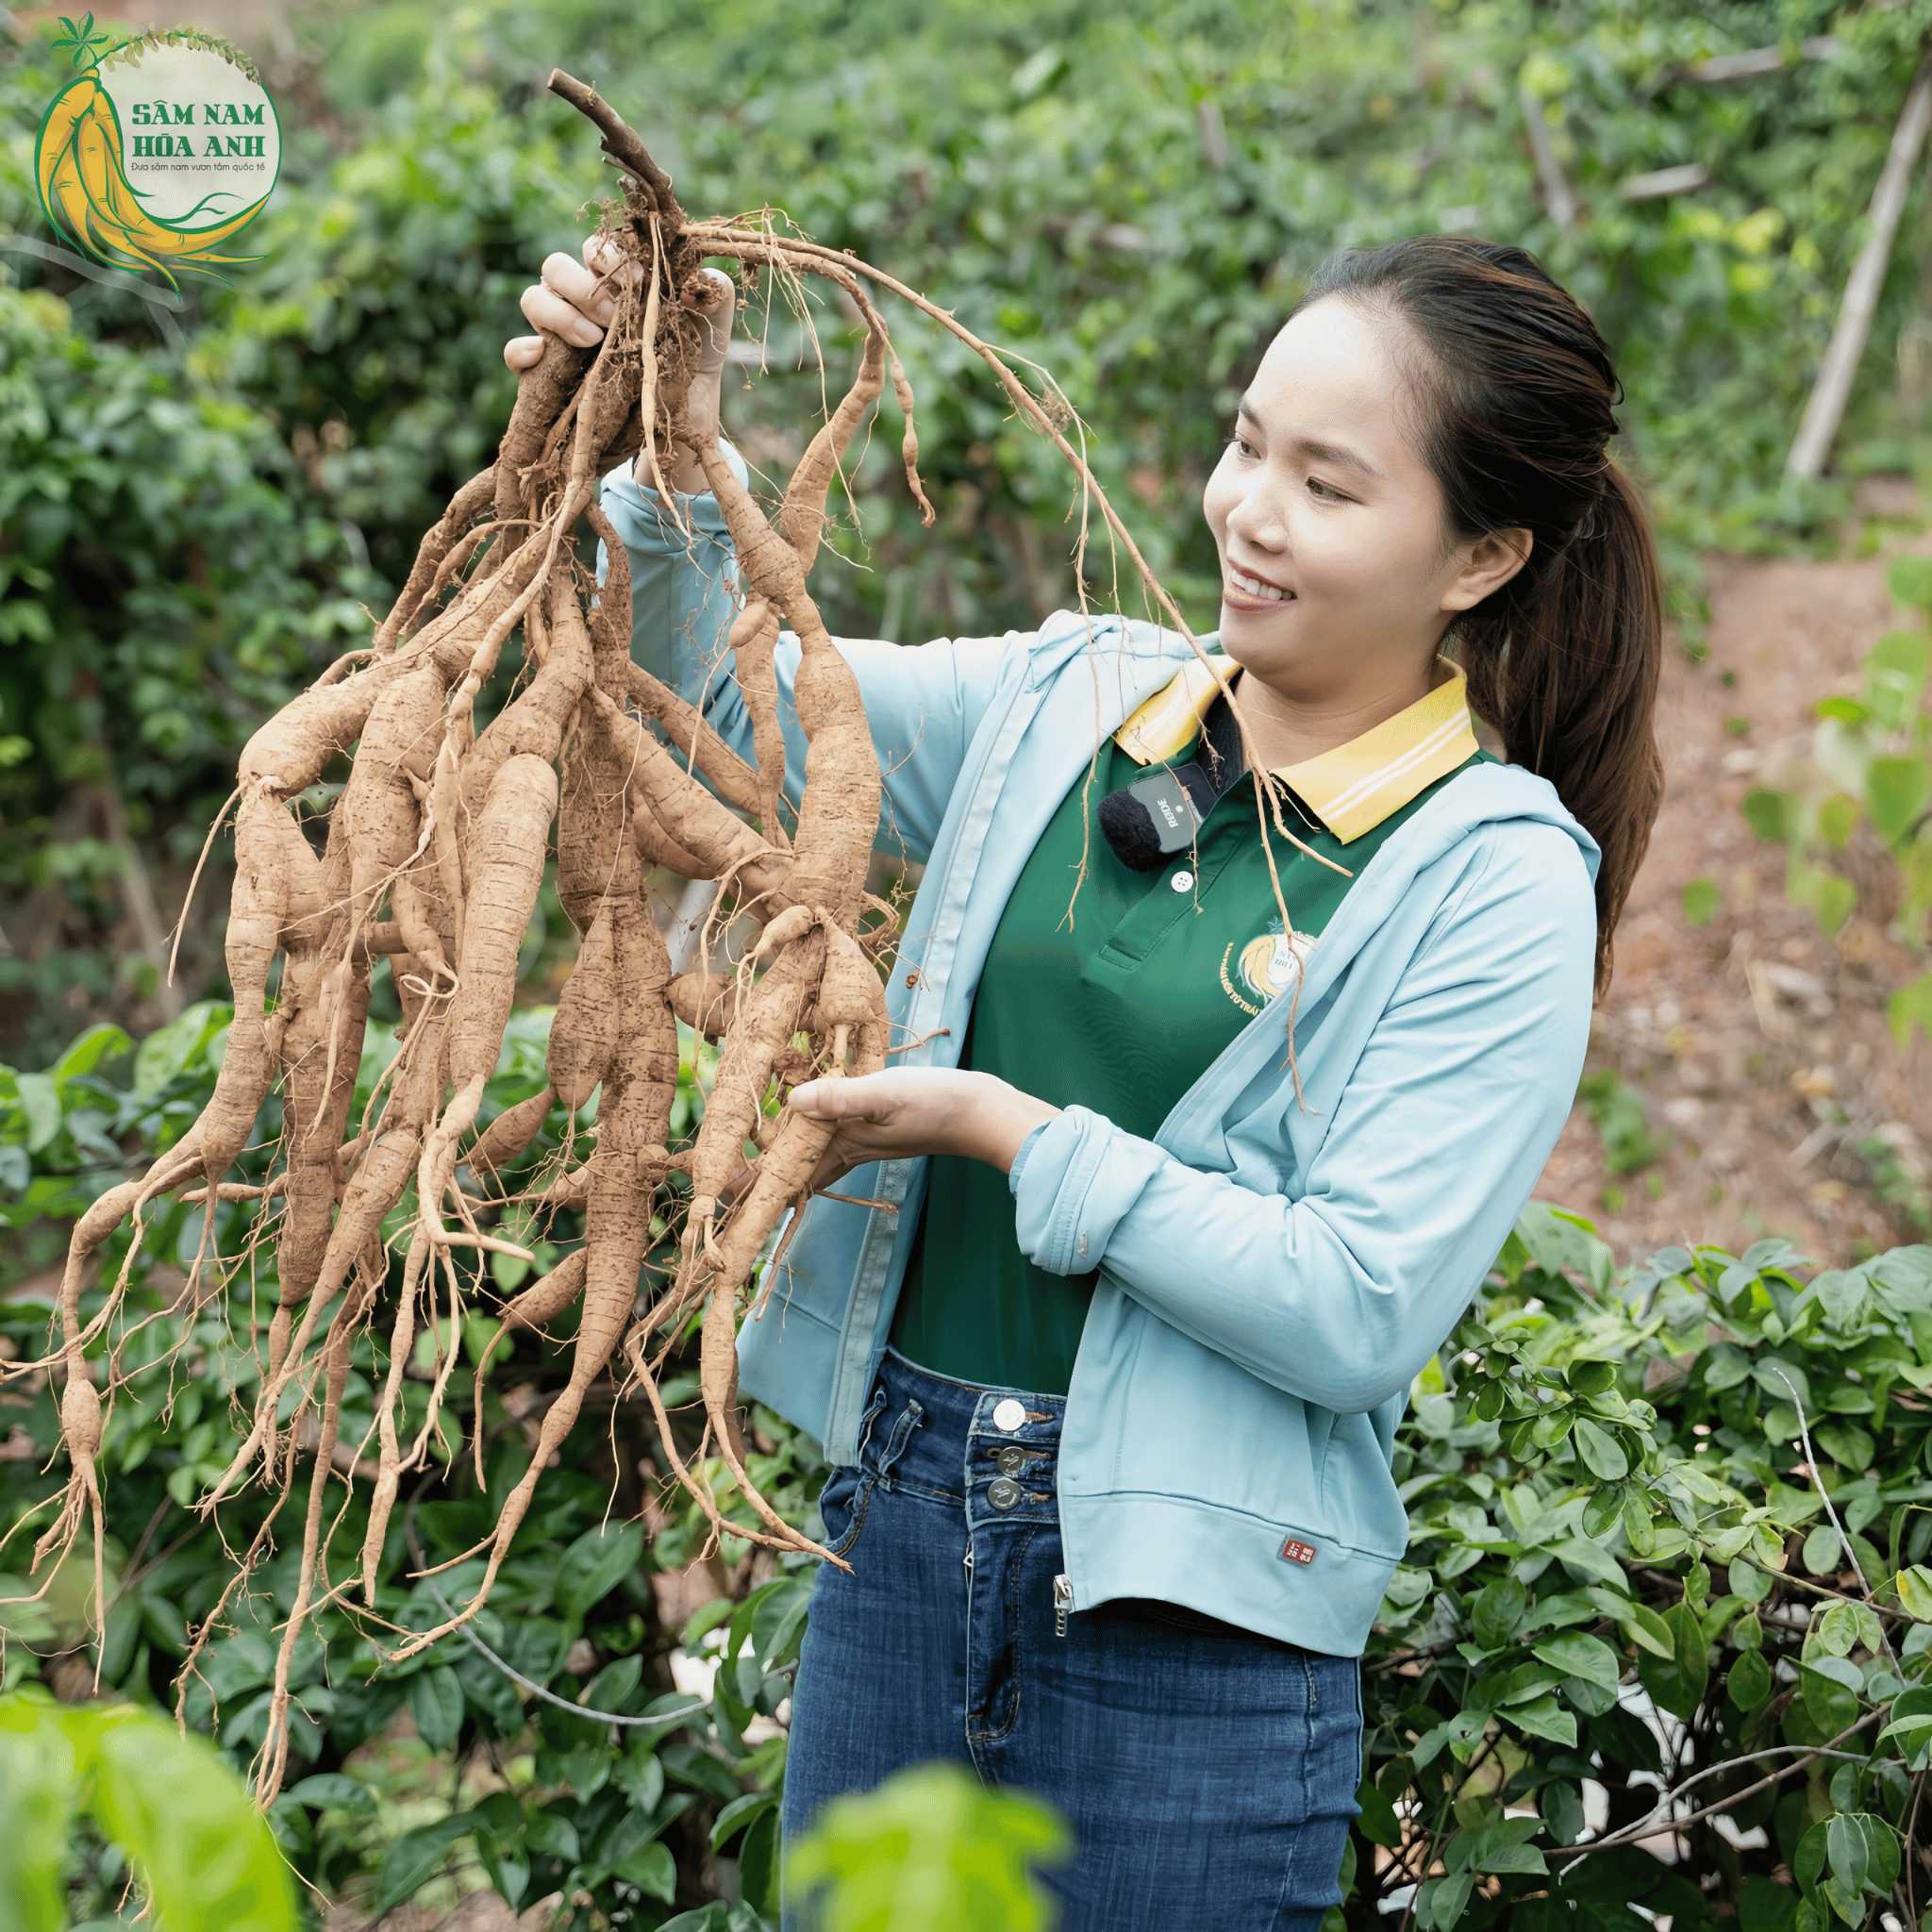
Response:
[1279,1538,1317,1566]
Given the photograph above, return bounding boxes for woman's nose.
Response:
[1226,489,1286,551]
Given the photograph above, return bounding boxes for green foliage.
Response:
[1742,556,1932,1045]
[10,1009,1932,1924]
[0,1689,298,1932]
[1574,1070,1670,1209]
[8,0,1932,1050]
[784,1763,1071,1931]
[1364,1210,1932,1928]
[1680,876,1721,926]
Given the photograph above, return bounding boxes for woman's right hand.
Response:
[506,236,737,495]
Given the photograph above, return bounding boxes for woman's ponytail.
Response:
[1457,459,1665,997]
[1292,236,1666,999]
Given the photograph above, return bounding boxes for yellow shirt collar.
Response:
[1111,651,1480,845]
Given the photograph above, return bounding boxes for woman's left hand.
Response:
[784,1068,1059,1196]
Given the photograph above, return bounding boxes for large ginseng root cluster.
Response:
[3,70,1320,1806]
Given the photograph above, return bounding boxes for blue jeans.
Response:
[779,1344,1364,1930]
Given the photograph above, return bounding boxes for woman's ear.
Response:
[1442,526,1532,615]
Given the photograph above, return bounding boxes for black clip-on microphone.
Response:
[1097,690,1247,872]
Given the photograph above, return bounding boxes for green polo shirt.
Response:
[886,655,1496,1395]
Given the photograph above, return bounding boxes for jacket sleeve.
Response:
[1008,825,1596,1413]
[593,443,1027,865]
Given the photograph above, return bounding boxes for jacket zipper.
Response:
[1054,1573,1072,1638]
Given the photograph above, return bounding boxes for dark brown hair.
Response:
[1290,235,1663,999]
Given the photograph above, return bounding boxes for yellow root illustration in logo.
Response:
[36,71,270,290]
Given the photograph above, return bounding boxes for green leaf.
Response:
[787,1762,1070,1931]
[1637,1604,1709,1722]
[1824,1813,1868,1895]
[711,1790,778,1853]
[1532,1631,1621,1692]
[555,1521,645,1624]
[49,1023,132,1092]
[1813,1423,1874,1473]
[1680,877,1721,925]
[1801,1656,1864,1733]
[1802,1524,1842,1577]
[1735,1874,1801,1932]
[1580,1485,1624,1540]
[9,1074,60,1155]
[1726,1650,1773,1711]
[1501,1693,1576,1746]
[740,1807,781,1921]
[1895,1565,1932,1620]
[1885,559,1932,618]
[282,1773,375,1812]
[1742,787,1797,844]
[1851,1814,1899,1894]
[1620,1602,1675,1659]
[1572,1418,1628,1481]
[0,1705,79,1932]
[1355,1778,1400,1849]
[583,1655,644,1715]
[1876,1713,1932,1770]
[374,1813,479,1917]
[409,1665,464,1753]
[1704,1344,1753,1392]
[1565,1359,1618,1395]
[131,1001,227,1100]
[1866,756,1931,845]
[1460,1815,1549,1875]
[613,1837,675,1902]
[1469,1577,1526,1651]
[89,1710,299,1932]
[1809,1270,1870,1331]
[1418,1872,1474,1930]
[1811,1602,1859,1658]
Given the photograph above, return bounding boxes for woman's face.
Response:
[1202,296,1517,701]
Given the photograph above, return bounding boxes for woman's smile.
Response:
[1223,570,1298,613]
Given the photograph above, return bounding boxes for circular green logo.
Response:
[35,15,280,289]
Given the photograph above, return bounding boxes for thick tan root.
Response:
[34,91,1239,1756]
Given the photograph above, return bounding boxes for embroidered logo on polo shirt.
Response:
[1219,918,1316,1016]
[1279,1538,1318,1565]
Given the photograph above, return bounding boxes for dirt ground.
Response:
[1533,477,1932,1265]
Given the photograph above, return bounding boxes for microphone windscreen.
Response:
[1097,788,1167,871]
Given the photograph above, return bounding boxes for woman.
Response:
[508,232,1662,1928]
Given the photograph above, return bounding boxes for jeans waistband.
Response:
[849,1344,1067,1507]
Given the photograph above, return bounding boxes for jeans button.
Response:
[995,1445,1025,1477]
[991,1397,1026,1432]
[988,1477,1022,1510]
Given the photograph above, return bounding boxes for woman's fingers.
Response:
[581,233,646,314]
[509,241,728,379]
[510,245,626,367]
[519,262,605,348]
[686,266,737,375]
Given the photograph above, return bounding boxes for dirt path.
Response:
[1535,481,1932,1264]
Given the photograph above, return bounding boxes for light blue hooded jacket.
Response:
[595,443,1599,1658]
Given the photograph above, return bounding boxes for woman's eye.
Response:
[1307,476,1348,502]
[1226,432,1257,458]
